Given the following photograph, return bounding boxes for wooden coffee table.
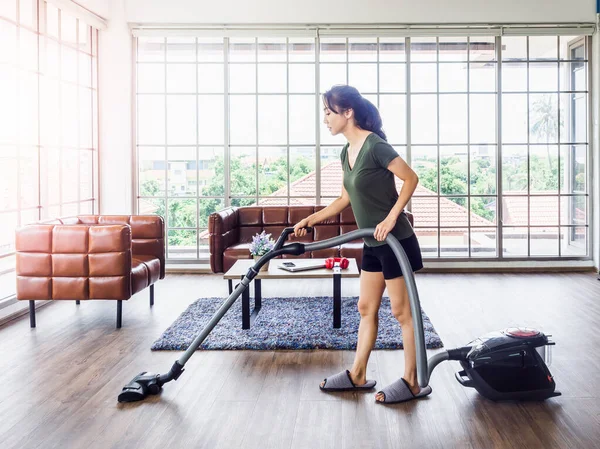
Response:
[223,258,360,329]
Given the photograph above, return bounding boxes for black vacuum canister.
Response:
[455,327,561,401]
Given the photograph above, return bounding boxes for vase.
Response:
[253,255,269,271]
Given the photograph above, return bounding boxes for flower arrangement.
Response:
[249,231,275,257]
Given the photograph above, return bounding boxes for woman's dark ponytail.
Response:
[358,97,386,141]
[323,85,387,141]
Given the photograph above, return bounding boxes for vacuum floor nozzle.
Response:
[118,372,162,403]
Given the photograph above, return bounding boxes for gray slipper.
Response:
[319,370,377,392]
[376,378,432,404]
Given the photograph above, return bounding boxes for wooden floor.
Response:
[1,272,599,449]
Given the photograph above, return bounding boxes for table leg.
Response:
[228,279,233,294]
[254,279,262,311]
[241,277,263,330]
[333,267,341,328]
[242,275,250,329]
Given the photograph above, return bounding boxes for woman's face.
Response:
[323,101,353,136]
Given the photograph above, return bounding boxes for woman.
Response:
[293,85,431,404]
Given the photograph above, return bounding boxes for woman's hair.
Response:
[323,85,387,141]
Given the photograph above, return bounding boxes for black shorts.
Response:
[361,233,423,280]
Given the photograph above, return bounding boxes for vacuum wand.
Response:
[118,227,429,402]
[117,226,310,403]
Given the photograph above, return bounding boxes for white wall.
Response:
[97,0,133,214]
[124,0,597,24]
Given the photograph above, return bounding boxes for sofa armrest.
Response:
[129,215,166,279]
[208,207,239,273]
[15,224,133,301]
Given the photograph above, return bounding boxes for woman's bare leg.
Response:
[375,276,420,401]
[320,270,385,387]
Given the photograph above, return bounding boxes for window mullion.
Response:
[16,0,22,228]
[496,35,504,259]
[467,36,471,258]
[163,37,168,257]
[556,35,561,257]
[195,37,200,260]
[436,37,441,257]
[286,37,290,204]
[255,37,258,204]
[37,0,43,222]
[224,37,230,208]
[315,33,321,205]
[76,17,81,213]
[58,6,63,217]
[526,36,531,257]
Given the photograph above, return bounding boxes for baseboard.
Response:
[177,258,596,276]
[0,300,52,328]
[166,264,212,274]
[0,296,18,311]
[419,266,597,274]
[168,265,596,275]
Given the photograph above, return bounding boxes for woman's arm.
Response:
[386,156,419,219]
[374,156,419,241]
[307,185,351,226]
[293,185,351,236]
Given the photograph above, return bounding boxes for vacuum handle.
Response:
[273,226,313,250]
[455,370,474,388]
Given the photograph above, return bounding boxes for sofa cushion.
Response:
[15,225,53,252]
[224,244,252,272]
[313,225,339,241]
[131,259,149,295]
[340,223,360,241]
[209,205,417,273]
[53,277,88,300]
[130,216,165,239]
[310,247,340,259]
[288,206,315,225]
[89,276,130,300]
[239,226,263,243]
[89,251,131,276]
[263,226,287,241]
[53,225,88,253]
[238,207,262,226]
[340,243,364,267]
[16,276,52,300]
[263,207,288,225]
[134,255,161,285]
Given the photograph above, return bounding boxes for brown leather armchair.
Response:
[209,205,413,273]
[15,215,165,328]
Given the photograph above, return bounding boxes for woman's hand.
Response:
[374,216,397,241]
[293,218,311,237]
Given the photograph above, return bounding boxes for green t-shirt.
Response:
[341,132,414,247]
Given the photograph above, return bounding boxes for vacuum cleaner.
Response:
[118,227,560,403]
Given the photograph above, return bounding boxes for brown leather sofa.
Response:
[15,215,165,329]
[209,205,413,273]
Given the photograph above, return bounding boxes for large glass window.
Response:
[500,36,588,257]
[135,33,590,262]
[0,0,99,299]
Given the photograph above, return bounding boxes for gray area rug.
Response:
[151,296,444,351]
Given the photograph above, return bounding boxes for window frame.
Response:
[133,29,593,264]
[0,0,100,301]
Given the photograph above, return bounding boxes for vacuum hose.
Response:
[118,227,433,402]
